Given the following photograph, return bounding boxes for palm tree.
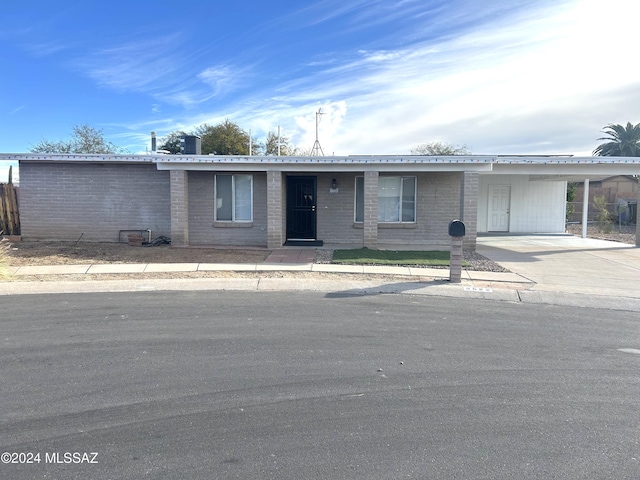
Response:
[593,122,640,156]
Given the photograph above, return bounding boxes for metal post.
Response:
[582,178,589,238]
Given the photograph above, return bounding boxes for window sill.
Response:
[380,222,417,229]
[213,221,253,228]
[353,222,417,229]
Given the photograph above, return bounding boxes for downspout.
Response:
[459,172,465,220]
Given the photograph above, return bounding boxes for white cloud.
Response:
[115,0,640,156]
[8,106,26,115]
[252,0,640,155]
[71,32,190,95]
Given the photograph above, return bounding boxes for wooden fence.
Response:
[0,183,20,236]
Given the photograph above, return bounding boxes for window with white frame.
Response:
[215,174,253,222]
[354,176,416,223]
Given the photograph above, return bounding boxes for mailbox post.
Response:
[448,220,466,283]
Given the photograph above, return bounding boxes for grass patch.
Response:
[332,248,467,267]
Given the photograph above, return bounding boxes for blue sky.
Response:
[1,0,639,181]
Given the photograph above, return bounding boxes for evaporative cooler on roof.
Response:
[180,135,202,155]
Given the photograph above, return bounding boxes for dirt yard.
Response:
[3,223,636,269]
[0,226,635,287]
[4,241,271,267]
[565,223,636,245]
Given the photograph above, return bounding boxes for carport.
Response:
[478,156,640,247]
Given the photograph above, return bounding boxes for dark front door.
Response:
[286,176,317,242]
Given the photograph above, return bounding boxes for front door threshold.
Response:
[284,239,324,247]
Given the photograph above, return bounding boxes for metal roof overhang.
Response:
[152,155,495,172]
[4,153,640,176]
[4,153,155,164]
[489,156,640,179]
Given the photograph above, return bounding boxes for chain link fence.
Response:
[567,200,637,225]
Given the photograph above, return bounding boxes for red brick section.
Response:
[264,249,316,263]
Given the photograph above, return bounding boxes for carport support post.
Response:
[449,236,463,283]
[581,178,589,238]
[636,185,640,247]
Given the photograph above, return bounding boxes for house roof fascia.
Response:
[154,162,493,173]
[4,153,640,176]
[5,153,155,163]
[490,162,640,176]
[494,155,640,165]
[152,154,496,171]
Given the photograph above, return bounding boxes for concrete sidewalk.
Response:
[5,260,526,283]
[3,237,640,312]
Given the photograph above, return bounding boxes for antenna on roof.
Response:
[310,109,325,156]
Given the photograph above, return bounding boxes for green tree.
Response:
[411,141,471,155]
[263,131,302,156]
[30,124,127,154]
[566,181,577,222]
[593,122,640,156]
[194,120,252,155]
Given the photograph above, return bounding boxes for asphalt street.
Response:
[1,291,639,479]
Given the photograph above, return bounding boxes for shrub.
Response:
[593,196,613,234]
[0,236,10,279]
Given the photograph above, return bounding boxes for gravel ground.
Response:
[565,223,636,245]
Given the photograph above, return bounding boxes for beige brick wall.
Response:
[316,171,466,250]
[187,171,268,247]
[19,163,473,250]
[19,162,170,242]
[267,171,283,248]
[462,172,478,251]
[170,170,189,245]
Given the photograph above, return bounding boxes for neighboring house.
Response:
[3,153,640,250]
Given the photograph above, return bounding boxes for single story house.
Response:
[3,153,640,250]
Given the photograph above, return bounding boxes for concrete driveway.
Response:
[476,234,640,298]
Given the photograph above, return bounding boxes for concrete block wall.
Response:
[315,173,364,247]
[19,162,170,242]
[18,162,470,249]
[314,171,464,250]
[462,172,478,251]
[267,171,284,248]
[363,171,379,249]
[188,171,268,246]
[377,172,461,250]
[170,170,189,245]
